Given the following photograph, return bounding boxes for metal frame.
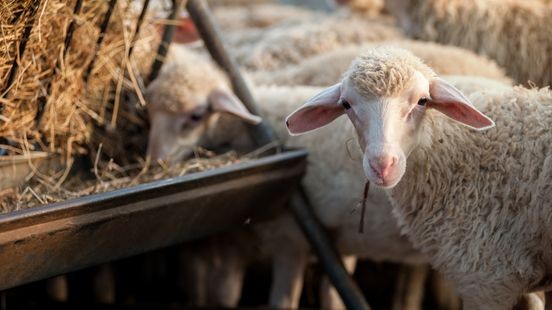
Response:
[0,1,372,308]
[0,150,307,291]
[185,1,370,309]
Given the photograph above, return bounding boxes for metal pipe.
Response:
[128,0,151,58]
[185,0,277,148]
[0,0,41,101]
[184,1,371,308]
[83,0,118,83]
[289,188,371,310]
[63,0,84,58]
[36,0,84,123]
[147,0,179,83]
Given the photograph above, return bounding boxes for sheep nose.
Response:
[369,155,396,179]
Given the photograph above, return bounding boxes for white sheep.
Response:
[286,46,552,309]
[231,14,402,70]
[211,3,314,32]
[251,40,512,87]
[384,0,552,86]
[145,45,431,308]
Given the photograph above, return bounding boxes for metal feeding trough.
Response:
[0,0,370,308]
[0,149,307,290]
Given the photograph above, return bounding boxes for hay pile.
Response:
[0,149,248,212]
[0,0,159,163]
[0,0,189,209]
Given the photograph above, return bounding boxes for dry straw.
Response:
[0,0,178,208]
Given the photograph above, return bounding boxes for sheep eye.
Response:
[190,112,203,121]
[417,97,429,106]
[341,99,351,110]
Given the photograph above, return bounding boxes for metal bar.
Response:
[36,0,84,124]
[185,0,277,148]
[63,0,84,58]
[83,0,118,83]
[289,188,371,310]
[147,0,179,83]
[127,0,151,58]
[184,1,369,308]
[0,150,307,290]
[0,0,41,102]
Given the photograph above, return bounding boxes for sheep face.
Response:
[286,62,494,188]
[146,88,261,164]
[147,103,210,163]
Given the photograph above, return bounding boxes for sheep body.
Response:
[232,15,402,70]
[212,3,314,31]
[251,40,512,87]
[303,47,552,309]
[389,85,552,308]
[385,0,552,86]
[147,45,515,307]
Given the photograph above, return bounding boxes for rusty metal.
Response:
[148,0,179,83]
[63,0,84,57]
[128,0,152,58]
[186,0,277,148]
[290,189,371,310]
[184,2,371,308]
[83,0,118,83]
[0,0,41,102]
[36,0,84,124]
[0,150,307,291]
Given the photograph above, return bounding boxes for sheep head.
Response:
[146,63,261,163]
[286,47,494,188]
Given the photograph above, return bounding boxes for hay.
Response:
[0,0,160,162]
[0,0,213,210]
[0,148,247,212]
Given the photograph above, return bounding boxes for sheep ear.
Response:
[285,83,343,135]
[429,77,495,131]
[209,89,262,125]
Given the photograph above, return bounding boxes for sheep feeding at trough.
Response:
[286,46,552,309]
[147,41,531,308]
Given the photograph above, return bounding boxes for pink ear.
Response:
[285,83,343,135]
[209,89,262,125]
[429,77,495,131]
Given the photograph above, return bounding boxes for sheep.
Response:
[286,46,552,309]
[251,40,512,87]
[231,14,402,70]
[211,3,314,32]
[336,0,385,16]
[384,0,552,86]
[145,45,432,308]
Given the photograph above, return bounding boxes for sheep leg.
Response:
[320,255,358,309]
[269,244,309,308]
[92,263,116,304]
[46,275,68,302]
[178,245,208,306]
[545,291,552,310]
[392,264,429,310]
[205,243,247,307]
[513,292,544,310]
[428,269,461,310]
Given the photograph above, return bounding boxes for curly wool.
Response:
[233,15,402,70]
[387,0,552,86]
[252,40,512,87]
[145,46,228,113]
[346,46,435,98]
[388,85,552,307]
